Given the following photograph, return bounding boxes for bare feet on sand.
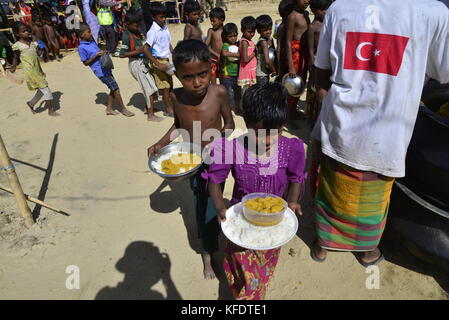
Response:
[106,109,120,115]
[147,114,164,122]
[48,111,61,117]
[201,253,216,280]
[26,102,36,114]
[121,109,135,117]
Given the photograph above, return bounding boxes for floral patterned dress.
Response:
[202,136,307,300]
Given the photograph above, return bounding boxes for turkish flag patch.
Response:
[343,32,409,76]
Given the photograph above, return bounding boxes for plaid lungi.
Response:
[315,156,395,252]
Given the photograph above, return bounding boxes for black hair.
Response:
[172,39,211,70]
[256,14,273,32]
[149,2,167,16]
[125,9,143,24]
[242,82,288,129]
[184,0,201,15]
[279,0,294,20]
[310,0,333,11]
[77,22,90,38]
[241,16,256,31]
[209,7,225,20]
[12,21,26,35]
[221,23,238,42]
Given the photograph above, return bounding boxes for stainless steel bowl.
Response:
[282,74,305,98]
[148,142,203,181]
[268,47,276,65]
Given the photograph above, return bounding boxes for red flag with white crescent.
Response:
[343,32,409,76]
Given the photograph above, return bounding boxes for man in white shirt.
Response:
[310,0,449,266]
[144,2,175,117]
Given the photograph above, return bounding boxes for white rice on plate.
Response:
[223,207,297,249]
[151,152,192,174]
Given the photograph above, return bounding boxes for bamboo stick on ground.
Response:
[0,185,70,216]
[0,135,34,228]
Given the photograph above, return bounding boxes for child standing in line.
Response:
[205,82,306,300]
[31,16,49,62]
[306,0,331,125]
[220,23,240,112]
[183,0,203,41]
[237,17,257,92]
[147,40,235,280]
[10,22,60,116]
[78,23,135,117]
[276,0,295,79]
[143,2,175,117]
[42,14,62,61]
[284,0,310,119]
[205,7,225,84]
[120,10,162,122]
[255,15,276,85]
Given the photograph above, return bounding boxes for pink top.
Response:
[237,38,257,86]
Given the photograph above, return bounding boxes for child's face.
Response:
[242,28,255,41]
[210,17,224,30]
[225,32,238,45]
[17,26,31,41]
[247,124,283,152]
[187,10,201,24]
[258,27,272,39]
[153,13,166,27]
[296,0,310,10]
[127,21,140,34]
[175,59,211,98]
[315,8,326,21]
[80,28,92,41]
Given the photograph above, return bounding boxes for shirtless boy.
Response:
[284,0,310,118]
[42,15,62,61]
[31,16,49,62]
[183,0,203,41]
[205,7,225,83]
[147,40,235,280]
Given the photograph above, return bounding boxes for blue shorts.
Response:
[99,75,119,92]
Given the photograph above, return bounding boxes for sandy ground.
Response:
[0,3,448,300]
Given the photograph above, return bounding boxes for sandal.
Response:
[356,252,384,267]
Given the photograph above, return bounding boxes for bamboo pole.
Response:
[0,185,69,216]
[0,134,34,228]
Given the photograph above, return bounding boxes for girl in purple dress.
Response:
[203,82,306,300]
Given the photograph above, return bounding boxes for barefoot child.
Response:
[143,2,175,117]
[206,82,306,299]
[120,10,162,121]
[205,7,225,84]
[284,0,310,119]
[220,23,240,112]
[183,0,203,41]
[10,22,60,116]
[78,23,134,117]
[305,0,331,125]
[237,17,257,93]
[255,14,276,85]
[42,14,62,61]
[147,40,235,279]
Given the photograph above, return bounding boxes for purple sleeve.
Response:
[201,138,234,184]
[286,138,307,184]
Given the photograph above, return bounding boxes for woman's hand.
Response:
[288,202,303,216]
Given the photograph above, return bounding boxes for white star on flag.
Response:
[373,49,381,56]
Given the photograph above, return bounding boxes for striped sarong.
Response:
[315,156,394,252]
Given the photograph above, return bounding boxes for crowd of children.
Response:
[8,0,336,300]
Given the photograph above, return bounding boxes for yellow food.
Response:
[244,196,285,213]
[161,153,201,175]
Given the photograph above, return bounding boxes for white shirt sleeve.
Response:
[426,5,449,84]
[145,24,157,47]
[314,11,332,70]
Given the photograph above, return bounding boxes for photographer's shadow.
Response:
[95,241,182,300]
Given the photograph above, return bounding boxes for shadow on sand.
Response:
[95,241,182,300]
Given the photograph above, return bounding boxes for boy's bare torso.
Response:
[289,10,308,41]
[209,28,223,59]
[32,24,46,42]
[171,84,226,147]
[185,23,203,40]
[310,20,322,54]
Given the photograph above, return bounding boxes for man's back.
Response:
[313,0,449,177]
